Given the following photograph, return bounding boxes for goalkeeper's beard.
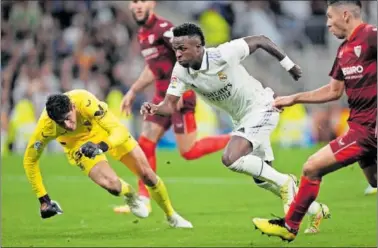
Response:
[132,11,150,26]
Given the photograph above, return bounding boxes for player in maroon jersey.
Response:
[252,0,377,241]
[114,0,230,214]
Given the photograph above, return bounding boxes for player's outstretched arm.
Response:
[140,94,180,118]
[273,78,344,108]
[130,65,155,93]
[23,121,63,219]
[294,78,344,104]
[121,65,155,115]
[243,35,286,61]
[243,35,302,80]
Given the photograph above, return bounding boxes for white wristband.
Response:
[280,56,295,71]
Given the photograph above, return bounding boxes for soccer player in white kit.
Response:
[140,23,330,233]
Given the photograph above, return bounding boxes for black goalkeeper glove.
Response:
[80,141,109,159]
[39,194,63,219]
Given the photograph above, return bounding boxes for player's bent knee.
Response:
[139,170,156,187]
[221,153,238,167]
[302,156,322,179]
[103,177,121,196]
[135,158,157,187]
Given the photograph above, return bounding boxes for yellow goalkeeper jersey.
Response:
[23,89,131,198]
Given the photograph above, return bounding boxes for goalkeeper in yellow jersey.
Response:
[23,89,192,228]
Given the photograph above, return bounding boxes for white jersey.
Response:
[167,38,274,123]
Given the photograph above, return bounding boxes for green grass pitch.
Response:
[2,145,376,247]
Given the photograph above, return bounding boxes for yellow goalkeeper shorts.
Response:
[66,134,138,175]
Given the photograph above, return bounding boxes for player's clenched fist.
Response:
[288,65,302,81]
[80,141,108,159]
[272,95,297,109]
[140,102,158,119]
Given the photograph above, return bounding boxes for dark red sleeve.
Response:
[158,21,174,50]
[367,25,377,51]
[329,49,344,81]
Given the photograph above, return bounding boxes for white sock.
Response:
[255,181,281,197]
[228,155,289,187]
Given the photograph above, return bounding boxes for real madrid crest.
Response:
[217,71,227,82]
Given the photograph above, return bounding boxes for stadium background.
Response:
[1,1,377,247]
[2,0,377,154]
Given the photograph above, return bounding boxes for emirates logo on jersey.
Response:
[354,45,362,58]
[202,83,232,102]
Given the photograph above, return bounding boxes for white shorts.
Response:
[231,104,280,162]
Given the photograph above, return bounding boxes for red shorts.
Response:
[330,122,377,169]
[145,90,197,134]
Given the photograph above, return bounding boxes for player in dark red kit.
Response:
[114,0,230,214]
[253,0,377,241]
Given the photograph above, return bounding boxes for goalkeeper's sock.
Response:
[146,176,175,217]
[118,178,134,196]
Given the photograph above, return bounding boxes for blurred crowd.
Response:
[1,1,376,154]
[167,0,376,47]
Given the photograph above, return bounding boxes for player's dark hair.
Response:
[327,0,362,8]
[46,94,72,122]
[173,23,205,46]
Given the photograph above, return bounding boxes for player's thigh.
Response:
[222,135,253,166]
[173,110,198,153]
[302,144,343,178]
[142,119,168,142]
[304,125,369,178]
[119,146,156,180]
[227,108,279,162]
[87,160,120,190]
[108,133,139,164]
[250,139,274,162]
[67,147,108,176]
[359,153,377,187]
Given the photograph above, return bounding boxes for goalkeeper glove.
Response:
[39,194,63,219]
[80,141,109,159]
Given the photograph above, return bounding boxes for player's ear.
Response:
[343,10,351,23]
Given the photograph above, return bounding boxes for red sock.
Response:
[285,176,321,230]
[182,134,230,160]
[137,136,157,198]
